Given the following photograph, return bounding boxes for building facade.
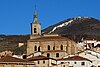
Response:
[78,50,100,66]
[27,55,53,67]
[55,56,92,67]
[0,56,35,67]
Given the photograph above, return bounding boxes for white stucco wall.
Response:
[57,60,92,67]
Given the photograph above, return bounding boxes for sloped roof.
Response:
[26,55,53,61]
[57,56,92,62]
[84,38,95,40]
[32,20,40,24]
[0,56,30,62]
[29,36,71,41]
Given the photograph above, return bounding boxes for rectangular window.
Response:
[63,65,65,67]
[81,62,85,65]
[47,53,50,57]
[38,61,39,64]
[56,53,59,57]
[43,61,45,64]
[74,62,76,64]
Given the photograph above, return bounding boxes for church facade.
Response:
[27,9,77,59]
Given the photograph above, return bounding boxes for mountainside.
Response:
[42,16,100,41]
[0,35,29,52]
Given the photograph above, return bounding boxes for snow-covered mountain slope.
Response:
[48,16,92,34]
[42,16,100,40]
[49,19,74,33]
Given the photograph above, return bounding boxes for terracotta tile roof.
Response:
[0,56,30,62]
[41,50,66,53]
[84,38,94,40]
[26,55,52,61]
[57,56,92,62]
[29,36,70,41]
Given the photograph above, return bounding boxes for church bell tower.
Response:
[30,9,41,39]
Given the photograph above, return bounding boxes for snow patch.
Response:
[49,16,91,33]
[49,20,73,33]
[75,16,90,19]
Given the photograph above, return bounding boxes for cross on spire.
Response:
[34,5,37,18]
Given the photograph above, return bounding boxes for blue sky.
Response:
[0,0,100,35]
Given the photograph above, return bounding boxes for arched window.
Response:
[53,46,55,50]
[48,45,50,50]
[47,53,50,57]
[34,46,37,51]
[38,46,40,52]
[61,45,63,50]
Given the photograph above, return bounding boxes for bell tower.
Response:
[30,9,41,39]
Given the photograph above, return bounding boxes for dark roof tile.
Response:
[57,56,92,62]
[0,56,29,62]
[29,36,70,41]
[26,55,52,61]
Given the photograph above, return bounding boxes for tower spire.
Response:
[33,5,39,24]
[30,6,41,39]
[34,5,37,18]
